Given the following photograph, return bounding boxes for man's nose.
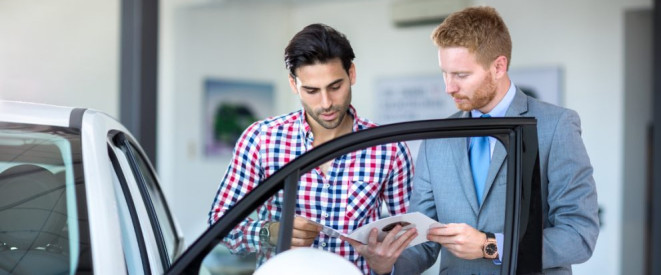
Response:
[445,78,458,94]
[320,91,332,109]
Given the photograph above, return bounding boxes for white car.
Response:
[0,100,542,275]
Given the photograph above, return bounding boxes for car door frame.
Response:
[168,117,543,275]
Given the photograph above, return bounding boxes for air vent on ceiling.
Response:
[390,0,470,27]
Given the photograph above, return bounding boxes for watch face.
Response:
[485,243,497,255]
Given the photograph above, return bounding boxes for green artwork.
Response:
[204,79,274,157]
[213,103,257,146]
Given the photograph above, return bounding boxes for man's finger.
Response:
[367,228,379,246]
[290,237,315,247]
[428,223,459,236]
[394,229,418,254]
[391,227,417,249]
[292,228,320,239]
[427,232,450,244]
[340,235,365,248]
[380,224,403,245]
[293,217,323,232]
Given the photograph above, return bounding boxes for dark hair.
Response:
[284,23,355,78]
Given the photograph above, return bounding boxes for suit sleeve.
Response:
[394,140,441,274]
[542,109,600,268]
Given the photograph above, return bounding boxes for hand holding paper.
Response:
[298,212,444,247]
[330,212,443,275]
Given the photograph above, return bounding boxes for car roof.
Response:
[1,100,78,127]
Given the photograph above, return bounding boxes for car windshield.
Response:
[0,125,89,275]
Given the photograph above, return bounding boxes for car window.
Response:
[171,118,542,275]
[112,133,182,268]
[108,144,150,274]
[202,209,261,275]
[0,124,92,275]
[128,142,179,259]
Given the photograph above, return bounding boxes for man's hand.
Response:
[342,225,418,275]
[270,216,322,247]
[427,223,485,259]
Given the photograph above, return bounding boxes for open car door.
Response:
[168,117,542,275]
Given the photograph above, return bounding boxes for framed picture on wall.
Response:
[204,78,275,158]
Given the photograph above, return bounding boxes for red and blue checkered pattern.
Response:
[208,106,413,274]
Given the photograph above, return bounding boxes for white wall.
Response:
[0,0,119,117]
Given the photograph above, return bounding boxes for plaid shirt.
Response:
[208,105,413,274]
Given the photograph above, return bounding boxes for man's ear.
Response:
[492,56,508,79]
[288,74,299,94]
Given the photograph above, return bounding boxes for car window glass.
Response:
[108,145,147,274]
[122,140,180,263]
[201,136,508,274]
[203,199,274,274]
[0,128,86,275]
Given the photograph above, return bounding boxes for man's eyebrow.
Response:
[301,78,344,90]
[326,79,343,87]
[442,70,470,74]
[301,85,319,90]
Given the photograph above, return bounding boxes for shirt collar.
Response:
[470,81,516,118]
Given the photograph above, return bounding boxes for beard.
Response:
[453,73,497,112]
[303,89,352,130]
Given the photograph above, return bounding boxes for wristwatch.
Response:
[259,221,275,249]
[482,232,498,259]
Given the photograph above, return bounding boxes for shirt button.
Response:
[324,184,330,188]
[324,213,329,218]
[321,242,326,247]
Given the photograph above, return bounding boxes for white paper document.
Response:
[298,212,445,247]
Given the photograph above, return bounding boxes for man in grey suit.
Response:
[345,6,599,275]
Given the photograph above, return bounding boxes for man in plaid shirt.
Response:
[208,23,414,274]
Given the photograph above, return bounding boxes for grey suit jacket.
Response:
[394,89,599,275]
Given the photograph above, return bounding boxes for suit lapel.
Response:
[504,89,529,117]
[481,89,529,209]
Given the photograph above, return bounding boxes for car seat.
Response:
[0,164,68,274]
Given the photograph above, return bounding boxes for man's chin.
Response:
[455,103,473,112]
[320,122,341,130]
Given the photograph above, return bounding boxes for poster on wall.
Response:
[204,79,274,158]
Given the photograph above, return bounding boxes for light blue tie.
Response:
[470,114,491,206]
